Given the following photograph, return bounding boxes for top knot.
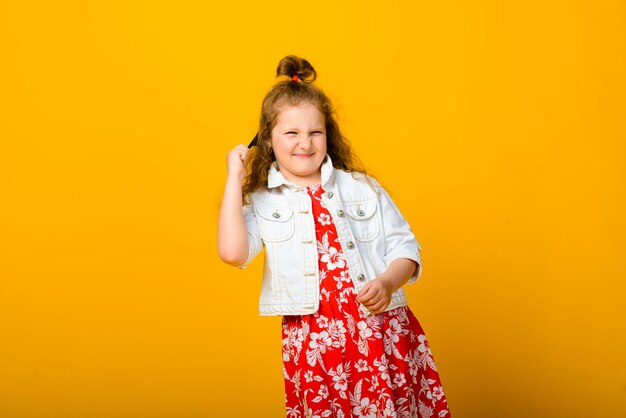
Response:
[276,55,317,83]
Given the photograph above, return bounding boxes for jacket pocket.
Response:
[344,199,380,241]
[256,206,295,242]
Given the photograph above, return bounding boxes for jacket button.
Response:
[356,273,365,282]
[346,241,355,249]
[272,211,281,218]
[337,209,345,217]
[357,209,365,216]
[325,191,334,198]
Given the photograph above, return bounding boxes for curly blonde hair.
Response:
[242,55,366,203]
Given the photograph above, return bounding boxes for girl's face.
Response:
[270,101,327,187]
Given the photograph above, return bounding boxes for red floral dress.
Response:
[282,184,451,418]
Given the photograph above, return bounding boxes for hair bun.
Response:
[276,55,317,83]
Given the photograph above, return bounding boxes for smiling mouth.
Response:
[294,153,314,158]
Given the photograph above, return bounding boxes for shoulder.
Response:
[244,186,270,207]
[246,186,291,209]
[334,169,385,198]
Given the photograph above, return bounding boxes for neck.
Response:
[279,170,322,188]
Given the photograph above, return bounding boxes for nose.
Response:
[298,135,312,149]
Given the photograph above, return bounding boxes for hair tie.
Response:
[291,75,300,82]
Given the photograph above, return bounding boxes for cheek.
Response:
[272,137,294,156]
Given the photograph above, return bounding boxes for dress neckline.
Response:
[305,183,322,193]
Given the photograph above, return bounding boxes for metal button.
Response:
[357,209,365,217]
[337,209,345,217]
[325,191,334,198]
[272,211,281,218]
[356,273,365,282]
[346,241,355,249]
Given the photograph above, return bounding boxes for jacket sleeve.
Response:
[237,201,264,269]
[372,177,423,284]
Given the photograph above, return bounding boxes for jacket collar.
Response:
[267,154,335,190]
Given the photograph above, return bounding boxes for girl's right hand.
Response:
[226,144,250,182]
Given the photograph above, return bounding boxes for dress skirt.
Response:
[282,184,451,418]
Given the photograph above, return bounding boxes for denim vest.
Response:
[240,155,422,316]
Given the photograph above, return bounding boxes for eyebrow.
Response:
[283,128,325,131]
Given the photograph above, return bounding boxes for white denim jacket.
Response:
[239,154,422,316]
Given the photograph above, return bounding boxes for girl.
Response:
[218,55,451,418]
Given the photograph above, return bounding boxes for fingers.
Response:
[227,144,250,164]
[368,303,389,315]
[357,284,377,304]
[359,289,385,310]
[228,145,250,164]
[358,281,391,314]
[367,299,389,314]
[361,292,389,314]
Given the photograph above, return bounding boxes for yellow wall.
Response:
[1,1,625,417]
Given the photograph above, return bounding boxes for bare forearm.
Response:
[378,258,419,293]
[217,175,249,265]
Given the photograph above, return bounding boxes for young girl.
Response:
[218,55,451,418]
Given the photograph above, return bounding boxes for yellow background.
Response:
[1,1,625,417]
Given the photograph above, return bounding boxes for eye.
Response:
[286,131,297,135]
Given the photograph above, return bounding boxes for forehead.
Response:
[274,101,325,126]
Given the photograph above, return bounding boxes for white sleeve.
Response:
[373,178,423,284]
[237,202,263,269]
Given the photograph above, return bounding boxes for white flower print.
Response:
[312,384,329,403]
[318,212,331,226]
[352,397,377,417]
[318,232,346,271]
[417,334,438,371]
[404,348,420,383]
[304,370,314,383]
[316,315,329,329]
[328,364,349,393]
[384,317,409,360]
[356,320,373,356]
[320,246,345,271]
[374,356,392,386]
[310,331,332,352]
[306,331,333,367]
[283,323,305,362]
[388,317,406,336]
[393,372,407,389]
[332,274,344,290]
[355,359,369,373]
[432,386,445,401]
[357,321,373,339]
[365,315,384,339]
[327,319,347,348]
[332,270,352,290]
[338,288,350,304]
[384,329,399,346]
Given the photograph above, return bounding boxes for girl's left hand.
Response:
[357,277,393,314]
